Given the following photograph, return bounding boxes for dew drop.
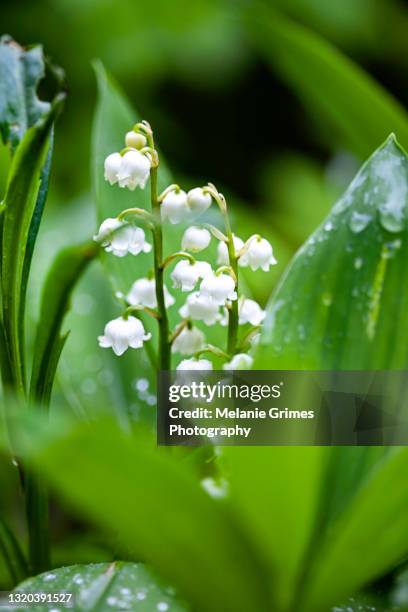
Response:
[324,221,333,232]
[157,603,169,611]
[379,208,405,233]
[135,378,149,392]
[383,238,402,258]
[349,212,372,234]
[354,257,363,269]
[136,591,146,600]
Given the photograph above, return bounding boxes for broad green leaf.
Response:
[246,7,408,157]
[256,135,408,370]
[300,448,408,612]
[10,562,188,612]
[254,136,408,609]
[1,96,63,391]
[20,419,270,612]
[30,241,98,406]
[0,36,50,150]
[224,446,326,611]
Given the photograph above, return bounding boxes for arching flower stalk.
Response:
[94,121,277,370]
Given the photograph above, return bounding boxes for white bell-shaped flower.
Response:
[126,278,174,309]
[223,353,254,370]
[117,150,151,190]
[216,235,245,266]
[181,226,211,252]
[238,297,266,326]
[187,187,212,215]
[179,292,220,326]
[104,152,122,185]
[240,236,277,271]
[161,190,189,224]
[98,316,151,356]
[199,272,237,306]
[171,259,212,292]
[172,326,205,355]
[94,218,152,258]
[125,131,147,150]
[177,357,213,371]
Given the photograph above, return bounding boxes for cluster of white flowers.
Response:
[94,125,277,371]
[161,188,211,224]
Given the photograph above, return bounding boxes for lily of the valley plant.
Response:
[94,122,277,370]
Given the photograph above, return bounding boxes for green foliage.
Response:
[256,135,408,370]
[0,36,50,150]
[223,447,326,610]
[12,562,188,611]
[1,96,63,392]
[301,447,408,611]
[19,418,270,612]
[30,241,98,406]
[246,6,408,157]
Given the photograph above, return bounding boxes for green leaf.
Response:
[1,96,64,392]
[30,241,98,406]
[254,136,408,609]
[300,448,408,612]
[11,562,189,611]
[246,7,408,157]
[20,419,270,612]
[0,36,50,151]
[256,135,408,370]
[223,447,326,611]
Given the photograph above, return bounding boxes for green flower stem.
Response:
[0,515,28,584]
[147,134,171,371]
[169,319,190,345]
[237,325,261,351]
[161,251,195,270]
[195,344,230,361]
[117,207,154,225]
[206,187,239,355]
[124,305,159,320]
[25,472,50,575]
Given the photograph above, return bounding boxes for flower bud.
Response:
[223,353,253,370]
[98,316,151,356]
[181,226,211,252]
[172,326,205,355]
[239,298,265,326]
[177,357,213,371]
[125,131,147,150]
[94,218,151,257]
[104,152,122,185]
[199,272,237,305]
[216,235,244,266]
[171,260,212,292]
[126,278,174,308]
[187,187,212,215]
[179,291,220,326]
[117,150,151,190]
[161,190,189,224]
[240,236,277,271]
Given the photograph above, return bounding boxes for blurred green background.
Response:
[1,0,407,217]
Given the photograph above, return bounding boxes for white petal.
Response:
[223,353,253,370]
[182,226,211,252]
[187,188,212,215]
